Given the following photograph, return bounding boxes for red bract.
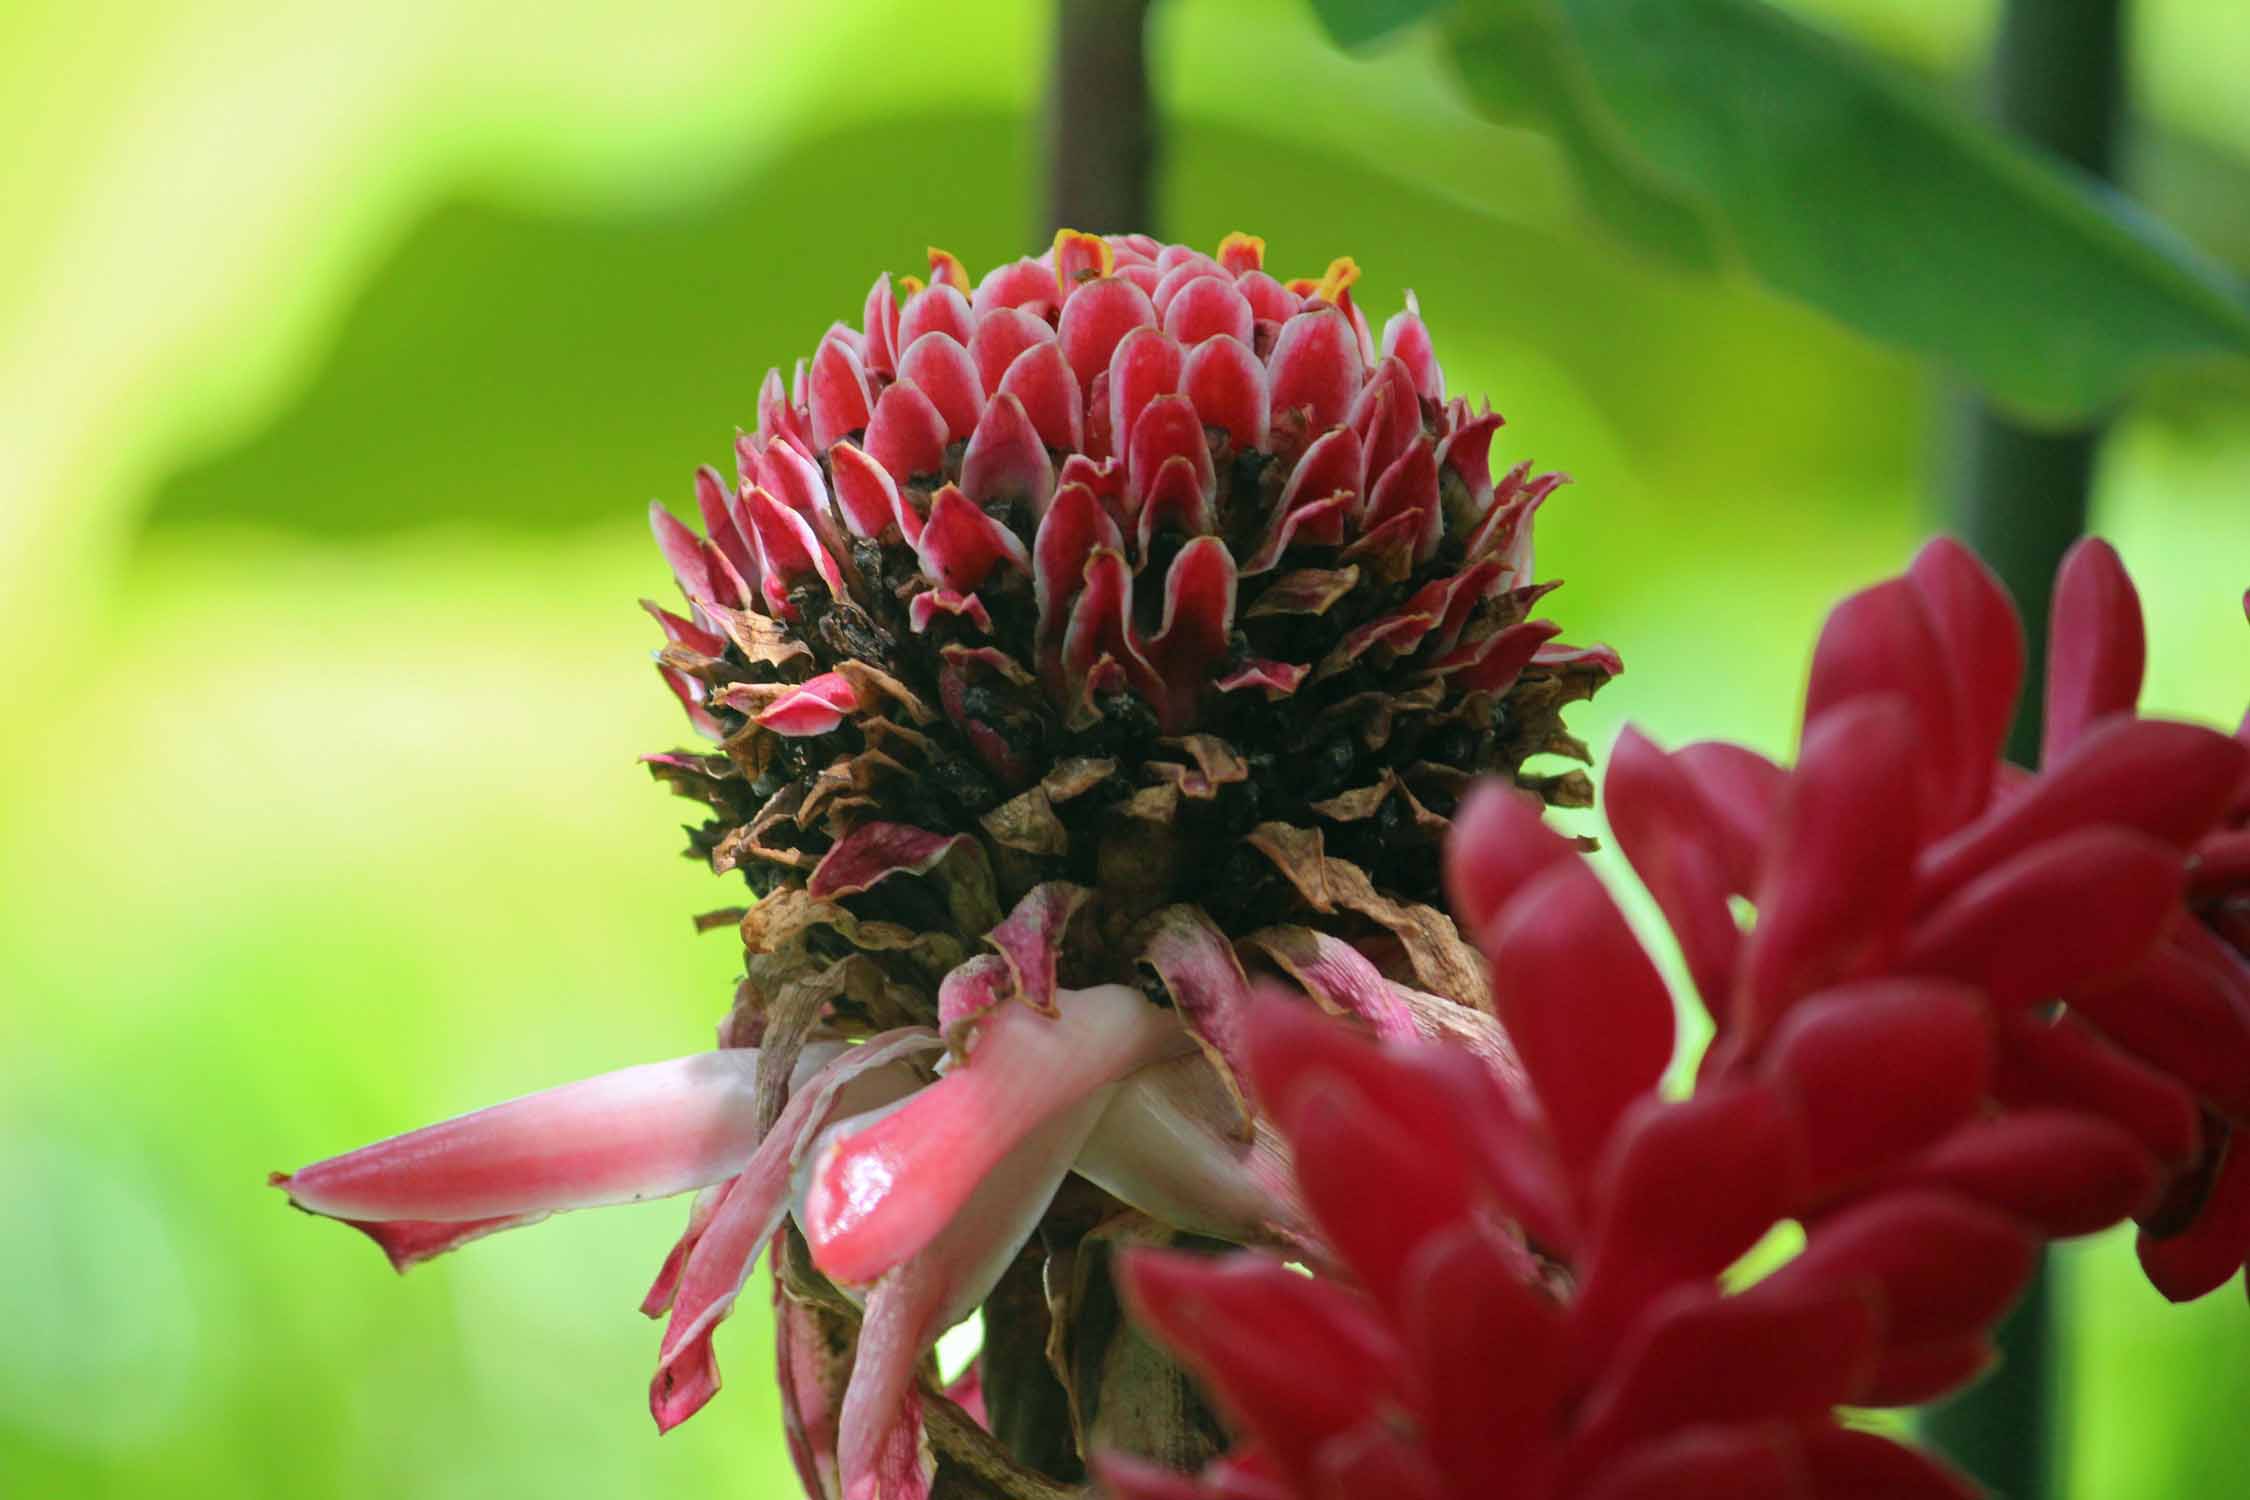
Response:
[1109,951,2021,1498]
[1112,536,2240,1499]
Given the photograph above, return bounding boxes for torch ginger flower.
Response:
[276,230,1606,1496]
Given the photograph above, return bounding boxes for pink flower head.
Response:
[286,231,1614,1498]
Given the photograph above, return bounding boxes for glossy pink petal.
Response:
[1803,578,1964,844]
[1181,333,1269,452]
[808,823,972,904]
[1761,978,1991,1197]
[327,1212,553,1273]
[2044,535,2146,762]
[743,486,845,617]
[804,984,1185,1285]
[865,379,950,484]
[1758,1189,2035,1348]
[1127,393,1216,520]
[1110,327,1186,472]
[1214,659,1307,699]
[897,281,975,352]
[1569,1084,1800,1365]
[1486,858,1676,1186]
[1244,994,1571,1251]
[1443,778,1580,946]
[1350,358,1420,495]
[1400,1223,1564,1483]
[1241,491,1354,576]
[1076,1054,1313,1253]
[1150,257,1219,314]
[1901,825,2185,1010]
[958,392,1054,513]
[915,484,1031,595]
[692,463,759,586]
[758,365,811,455]
[1059,548,1160,719]
[1568,1285,1879,1468]
[1054,230,1115,287]
[1286,1078,1487,1317]
[1119,1250,1411,1492]
[907,589,993,636]
[830,439,910,540]
[1137,456,1217,555]
[2071,943,2250,1121]
[1236,268,1299,322]
[985,881,1090,1016]
[896,331,985,442]
[1992,1010,2201,1168]
[1437,411,1506,521]
[837,1088,1112,1500]
[967,306,1053,396]
[642,599,725,662]
[1671,741,1787,896]
[2136,1138,2250,1301]
[1884,1109,2159,1238]
[1578,1425,1803,1500]
[1267,306,1362,433]
[1059,276,1158,393]
[997,338,1085,454]
[643,1182,729,1316]
[1363,435,1442,565]
[273,1050,768,1223]
[972,256,1061,319]
[651,1033,936,1432]
[1907,536,2024,821]
[861,271,900,376]
[1733,698,1919,1042]
[754,672,858,737]
[650,501,716,604]
[1033,481,1124,686]
[1164,274,1256,347]
[1605,727,1742,1008]
[1144,538,1237,732]
[1378,292,1444,402]
[1916,718,2249,908]
[1802,1426,1981,1500]
[1439,619,1562,695]
[809,333,876,450]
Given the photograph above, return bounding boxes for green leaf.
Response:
[1306,0,1456,49]
[1445,1,1719,269]
[1446,0,2250,420]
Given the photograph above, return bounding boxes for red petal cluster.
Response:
[1111,536,2246,1500]
[1606,538,2250,1301]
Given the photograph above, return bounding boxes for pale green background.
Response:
[2,2,2245,1495]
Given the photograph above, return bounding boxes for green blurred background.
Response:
[2,1,2244,1495]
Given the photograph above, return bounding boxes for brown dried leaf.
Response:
[1042,756,1119,802]
[701,600,817,671]
[1244,566,1361,618]
[984,787,1070,856]
[1247,822,1332,912]
[834,659,940,724]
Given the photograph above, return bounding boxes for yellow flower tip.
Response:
[899,273,927,297]
[1312,255,1361,305]
[1051,228,1116,293]
[1217,231,1266,273]
[927,247,970,292]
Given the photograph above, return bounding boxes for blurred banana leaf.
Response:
[1312,0,2250,422]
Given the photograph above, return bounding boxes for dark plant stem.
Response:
[1932,2,2125,1495]
[1046,0,1157,237]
